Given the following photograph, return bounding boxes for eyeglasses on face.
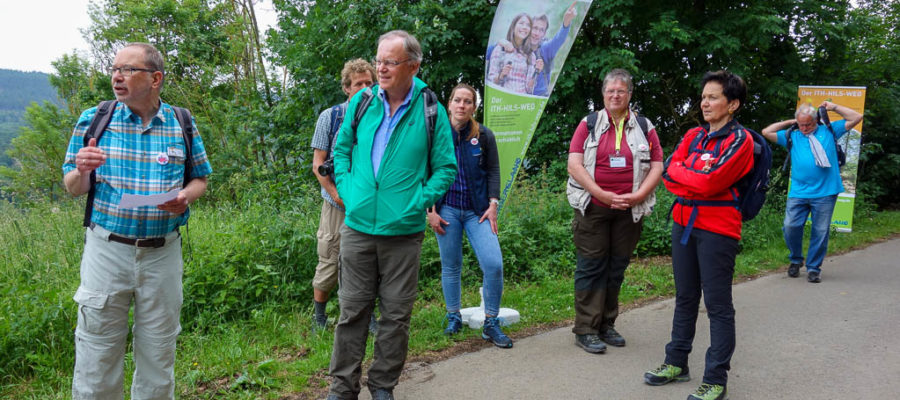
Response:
[604,89,629,96]
[109,66,157,77]
[372,58,410,68]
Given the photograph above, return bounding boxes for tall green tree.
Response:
[0,102,72,199]
[83,0,280,198]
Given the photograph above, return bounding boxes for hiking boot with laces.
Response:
[687,383,726,400]
[599,327,626,347]
[444,311,462,335]
[575,334,607,353]
[644,363,690,386]
[482,317,513,348]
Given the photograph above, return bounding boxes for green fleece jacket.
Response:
[333,77,457,236]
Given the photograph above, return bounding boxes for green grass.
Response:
[2,189,899,398]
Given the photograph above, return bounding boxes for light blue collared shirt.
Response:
[371,85,414,177]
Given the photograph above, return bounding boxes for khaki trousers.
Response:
[313,201,345,292]
[72,225,183,400]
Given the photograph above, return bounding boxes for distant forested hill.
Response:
[0,69,59,166]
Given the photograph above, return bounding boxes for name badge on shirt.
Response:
[167,146,185,158]
[609,155,626,168]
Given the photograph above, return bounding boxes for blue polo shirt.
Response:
[63,102,213,238]
[776,120,847,198]
[371,85,414,177]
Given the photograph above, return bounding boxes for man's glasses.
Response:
[604,89,629,96]
[372,58,410,68]
[109,66,157,77]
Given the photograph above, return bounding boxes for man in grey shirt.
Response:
[310,58,375,329]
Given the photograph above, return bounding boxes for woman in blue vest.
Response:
[427,83,511,348]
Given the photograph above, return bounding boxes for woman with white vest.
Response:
[566,68,663,354]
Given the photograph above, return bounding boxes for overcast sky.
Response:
[0,0,278,73]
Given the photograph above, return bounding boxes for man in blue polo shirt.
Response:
[761,101,861,283]
[62,42,212,399]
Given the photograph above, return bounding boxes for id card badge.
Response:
[167,146,185,158]
[609,155,627,168]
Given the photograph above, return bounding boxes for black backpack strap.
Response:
[171,106,195,187]
[635,114,650,139]
[585,111,600,142]
[82,100,118,227]
[349,88,376,173]
[422,87,438,178]
[781,124,797,172]
[817,106,837,138]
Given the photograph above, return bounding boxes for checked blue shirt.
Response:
[63,102,213,238]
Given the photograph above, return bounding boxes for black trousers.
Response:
[665,223,738,386]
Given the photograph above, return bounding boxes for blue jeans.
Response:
[783,195,838,273]
[436,205,504,317]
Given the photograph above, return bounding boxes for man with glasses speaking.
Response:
[326,30,457,400]
[62,42,212,399]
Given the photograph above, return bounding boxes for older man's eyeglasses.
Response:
[604,89,629,96]
[109,66,157,77]
[373,58,410,68]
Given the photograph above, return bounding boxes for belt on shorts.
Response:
[91,223,172,248]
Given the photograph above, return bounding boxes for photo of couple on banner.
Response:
[485,1,587,97]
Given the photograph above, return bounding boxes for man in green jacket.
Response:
[327,30,457,400]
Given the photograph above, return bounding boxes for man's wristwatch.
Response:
[490,198,500,205]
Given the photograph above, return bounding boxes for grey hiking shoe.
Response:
[575,334,607,353]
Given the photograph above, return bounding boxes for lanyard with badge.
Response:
[609,115,627,168]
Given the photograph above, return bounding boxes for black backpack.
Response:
[781,105,846,172]
[81,100,195,227]
[672,123,772,245]
[348,87,438,176]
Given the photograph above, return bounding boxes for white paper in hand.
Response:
[119,189,180,209]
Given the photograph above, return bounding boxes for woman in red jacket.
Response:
[644,71,755,400]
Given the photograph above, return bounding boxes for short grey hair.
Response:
[602,68,633,93]
[795,103,817,119]
[378,30,423,63]
[124,42,165,86]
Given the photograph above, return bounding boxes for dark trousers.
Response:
[665,223,738,386]
[572,204,643,335]
[328,226,424,398]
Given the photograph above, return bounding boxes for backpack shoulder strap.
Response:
[422,87,439,178]
[349,88,376,172]
[636,114,650,139]
[329,104,345,137]
[171,106,195,187]
[351,88,375,146]
[781,124,797,172]
[82,100,118,227]
[585,111,600,142]
[817,106,838,138]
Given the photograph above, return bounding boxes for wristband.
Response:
[490,198,500,205]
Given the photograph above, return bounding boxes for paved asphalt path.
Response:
[361,238,900,400]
